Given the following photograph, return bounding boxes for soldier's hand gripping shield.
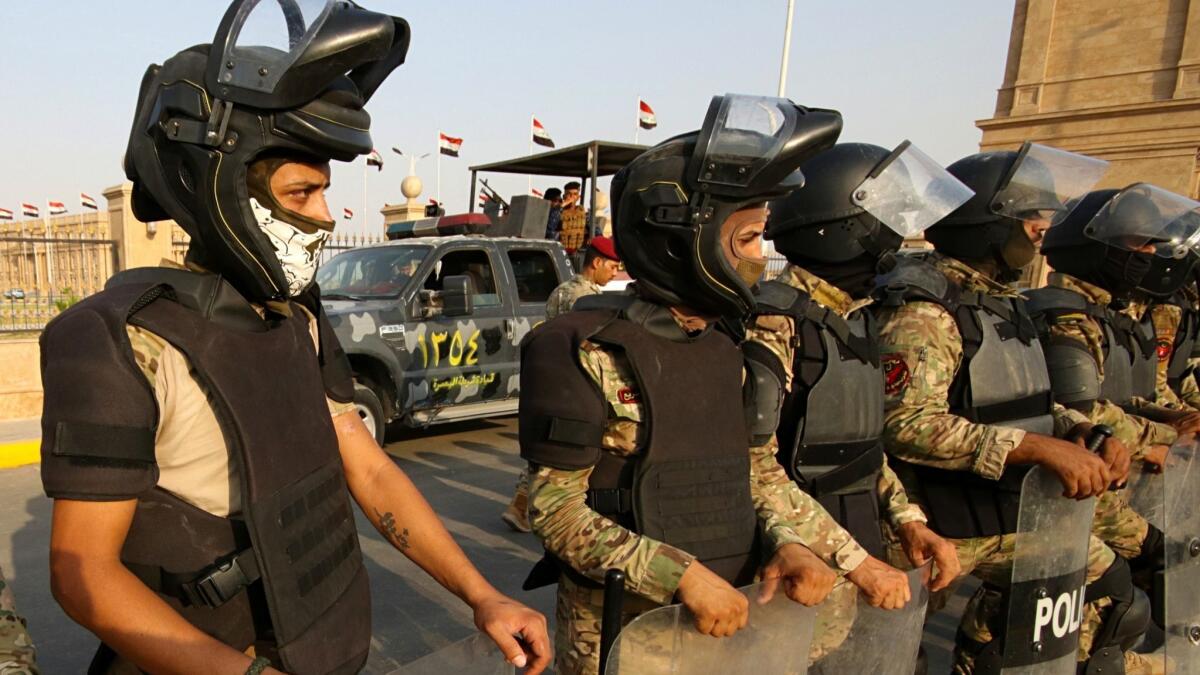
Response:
[999,465,1098,674]
[1082,183,1200,260]
[602,581,818,674]
[992,143,1110,227]
[807,565,931,675]
[386,632,515,675]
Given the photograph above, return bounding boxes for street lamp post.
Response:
[777,0,796,98]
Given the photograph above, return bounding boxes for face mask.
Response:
[721,207,769,287]
[1099,249,1153,296]
[999,220,1037,271]
[250,198,330,297]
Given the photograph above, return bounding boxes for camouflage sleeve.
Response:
[1052,402,1090,438]
[877,301,1025,480]
[749,435,868,572]
[0,567,37,673]
[544,286,569,320]
[528,465,693,605]
[1181,364,1200,410]
[878,459,926,528]
[745,313,795,389]
[1151,304,1187,409]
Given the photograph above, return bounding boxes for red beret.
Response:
[589,236,620,262]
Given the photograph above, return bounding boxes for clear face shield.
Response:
[215,0,335,96]
[1084,183,1200,259]
[851,141,975,239]
[693,95,806,196]
[992,142,1109,226]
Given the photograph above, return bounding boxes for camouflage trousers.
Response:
[0,567,37,675]
[888,531,1116,674]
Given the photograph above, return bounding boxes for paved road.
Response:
[0,416,970,673]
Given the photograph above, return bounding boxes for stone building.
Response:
[976,0,1200,284]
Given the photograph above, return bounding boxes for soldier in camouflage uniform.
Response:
[876,145,1159,674]
[746,141,970,663]
[559,182,589,253]
[502,236,621,532]
[1149,277,1200,410]
[0,567,37,675]
[520,96,913,675]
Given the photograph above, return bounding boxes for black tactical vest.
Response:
[754,280,886,557]
[520,299,760,587]
[43,269,368,675]
[1162,294,1199,395]
[876,257,1054,539]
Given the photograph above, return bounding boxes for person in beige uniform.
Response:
[501,237,622,532]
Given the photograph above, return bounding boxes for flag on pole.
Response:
[21,203,39,218]
[47,200,68,215]
[367,149,384,170]
[478,193,491,205]
[343,207,354,220]
[531,188,544,197]
[0,208,12,221]
[532,118,555,148]
[638,99,658,130]
[80,192,98,210]
[438,133,462,157]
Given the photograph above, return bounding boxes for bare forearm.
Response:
[52,558,253,675]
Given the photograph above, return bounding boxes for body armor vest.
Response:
[877,257,1054,539]
[520,301,760,587]
[89,270,367,674]
[754,280,886,557]
[1163,294,1198,395]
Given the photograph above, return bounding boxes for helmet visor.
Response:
[994,143,1109,226]
[851,141,974,238]
[695,95,803,193]
[215,0,335,98]
[1084,183,1200,259]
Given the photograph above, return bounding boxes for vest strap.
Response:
[961,391,1053,425]
[800,443,884,497]
[129,548,262,609]
[587,487,634,515]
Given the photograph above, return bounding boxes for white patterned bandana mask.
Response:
[250,197,331,297]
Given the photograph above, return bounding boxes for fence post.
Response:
[103,182,173,272]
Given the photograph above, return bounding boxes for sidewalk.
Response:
[0,418,40,468]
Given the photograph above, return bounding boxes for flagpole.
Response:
[362,157,368,236]
[777,0,796,97]
[436,131,442,207]
[527,115,533,195]
[44,199,54,291]
[634,96,641,145]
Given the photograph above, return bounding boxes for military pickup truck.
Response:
[316,218,573,443]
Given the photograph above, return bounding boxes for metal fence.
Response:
[0,234,118,331]
[321,232,386,264]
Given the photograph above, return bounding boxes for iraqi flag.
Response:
[0,208,12,221]
[21,203,39,218]
[80,192,98,210]
[343,207,354,220]
[638,99,658,130]
[532,118,555,148]
[367,149,384,171]
[531,188,544,197]
[47,200,68,215]
[439,132,463,157]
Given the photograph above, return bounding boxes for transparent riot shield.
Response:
[1001,466,1097,674]
[604,581,817,674]
[808,565,931,675]
[1164,440,1200,674]
[1123,460,1165,531]
[388,632,515,675]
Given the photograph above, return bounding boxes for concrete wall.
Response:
[0,339,40,421]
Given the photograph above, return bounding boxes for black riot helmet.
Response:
[924,142,1108,276]
[766,141,973,295]
[1042,184,1200,298]
[125,0,410,302]
[611,94,842,320]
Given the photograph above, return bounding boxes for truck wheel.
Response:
[353,381,386,446]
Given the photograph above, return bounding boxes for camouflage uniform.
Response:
[1150,290,1200,410]
[0,566,38,674]
[528,314,869,675]
[503,274,606,532]
[876,253,1127,672]
[745,264,927,660]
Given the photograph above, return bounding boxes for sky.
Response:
[0,1,1017,237]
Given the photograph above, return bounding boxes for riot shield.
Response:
[1164,440,1200,674]
[1123,460,1165,531]
[808,565,931,675]
[1001,466,1097,674]
[603,581,817,674]
[388,632,515,675]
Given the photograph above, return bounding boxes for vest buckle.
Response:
[182,550,261,608]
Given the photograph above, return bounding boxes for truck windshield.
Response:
[317,245,431,299]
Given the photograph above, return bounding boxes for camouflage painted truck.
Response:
[316,214,572,443]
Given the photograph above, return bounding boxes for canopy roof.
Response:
[469,140,649,177]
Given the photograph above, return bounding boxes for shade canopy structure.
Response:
[467,141,650,248]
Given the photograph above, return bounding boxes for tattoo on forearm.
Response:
[374,508,411,550]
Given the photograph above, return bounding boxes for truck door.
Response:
[405,244,515,410]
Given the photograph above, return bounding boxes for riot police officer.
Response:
[874,142,1151,673]
[518,94,911,675]
[40,3,549,673]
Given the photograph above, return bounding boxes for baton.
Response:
[598,568,625,674]
[1086,424,1114,452]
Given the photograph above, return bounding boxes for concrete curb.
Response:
[0,439,39,468]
